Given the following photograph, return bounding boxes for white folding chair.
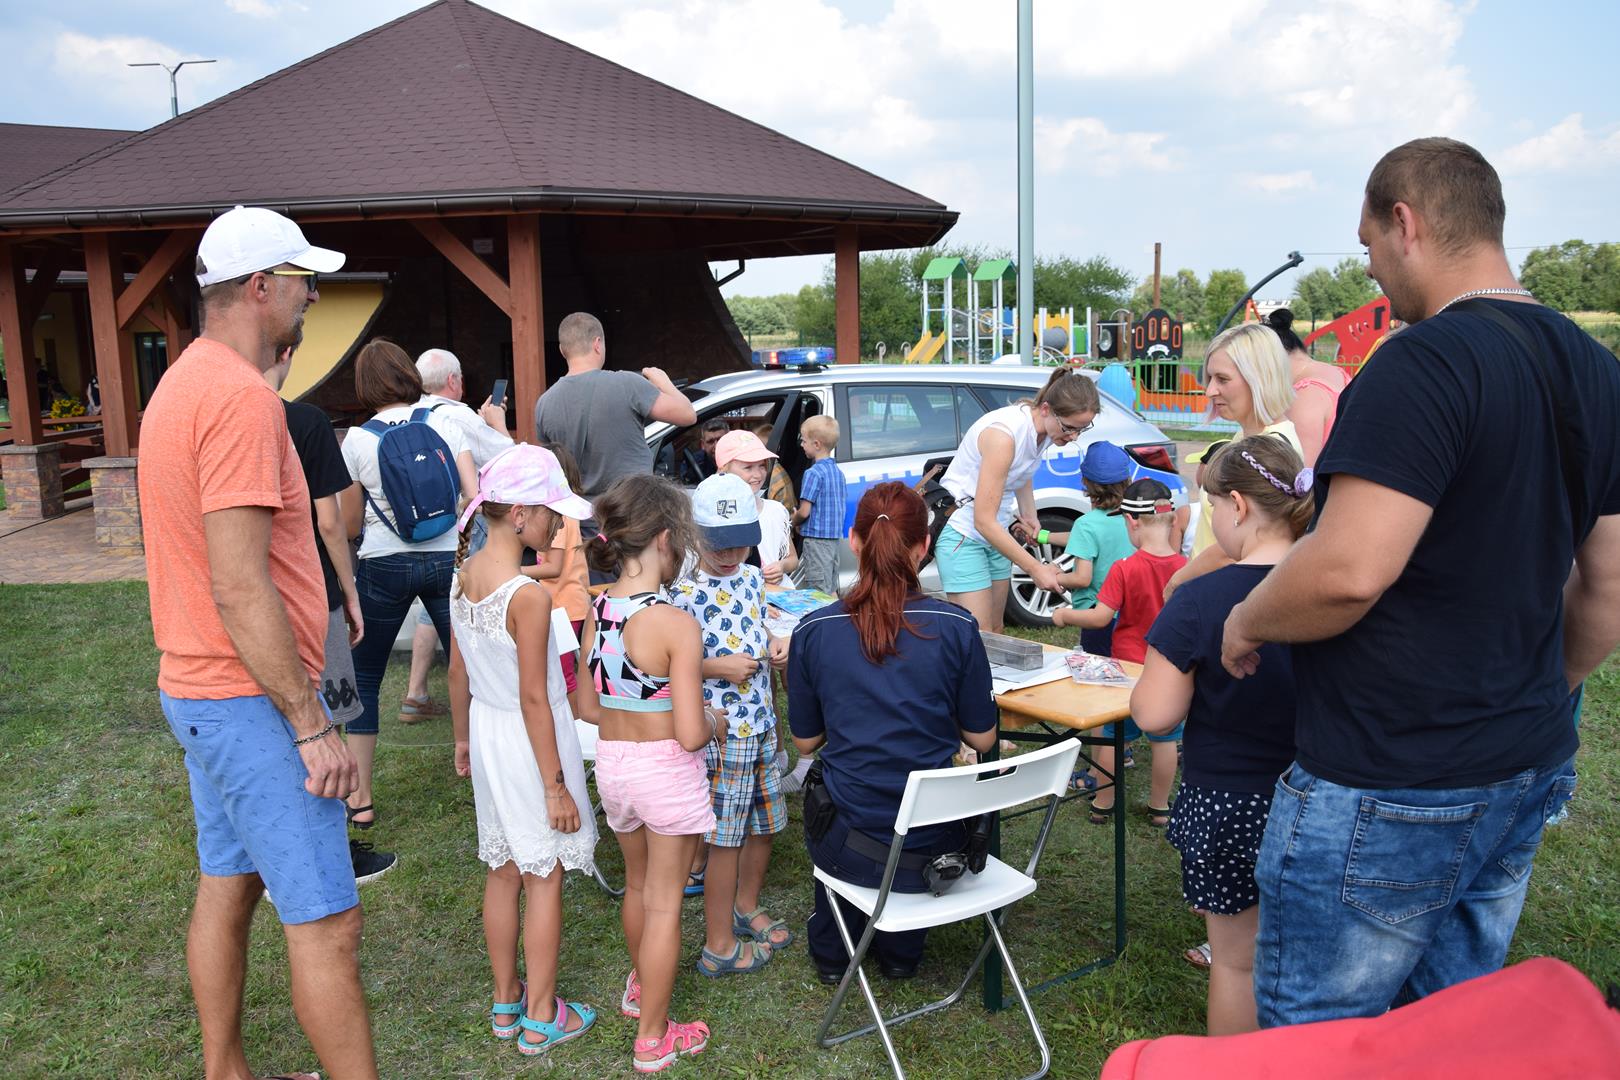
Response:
[813,739,1081,1080]
[574,718,623,898]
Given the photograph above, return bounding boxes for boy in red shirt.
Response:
[1055,478,1186,824]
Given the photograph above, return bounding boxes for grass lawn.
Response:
[2,584,1616,1079]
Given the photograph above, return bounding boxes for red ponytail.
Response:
[843,481,931,663]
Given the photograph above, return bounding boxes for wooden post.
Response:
[507,213,544,443]
[0,243,44,445]
[85,234,139,457]
[835,225,860,364]
[1152,242,1162,308]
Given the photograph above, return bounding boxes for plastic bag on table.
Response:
[1066,650,1133,687]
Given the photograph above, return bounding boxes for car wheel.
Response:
[1005,510,1078,627]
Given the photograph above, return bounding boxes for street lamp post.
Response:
[127,59,217,118]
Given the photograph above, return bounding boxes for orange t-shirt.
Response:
[138,338,327,699]
[548,516,590,622]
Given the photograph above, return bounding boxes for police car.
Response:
[648,363,1185,626]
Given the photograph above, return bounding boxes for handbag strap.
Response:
[1453,299,1589,536]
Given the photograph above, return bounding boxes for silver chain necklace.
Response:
[1433,287,1535,316]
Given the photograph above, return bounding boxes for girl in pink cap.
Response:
[448,444,599,1057]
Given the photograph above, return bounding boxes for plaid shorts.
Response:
[704,727,787,848]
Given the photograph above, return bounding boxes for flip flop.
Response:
[1145,806,1172,828]
[1088,802,1116,825]
[683,869,706,897]
[1184,941,1212,969]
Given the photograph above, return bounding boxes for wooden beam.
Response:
[835,225,860,364]
[20,249,63,329]
[411,218,513,316]
[507,213,544,443]
[84,234,139,457]
[115,229,201,330]
[0,243,43,444]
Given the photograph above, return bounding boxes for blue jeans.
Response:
[348,551,455,735]
[1254,757,1577,1027]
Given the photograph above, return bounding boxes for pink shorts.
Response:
[594,739,717,837]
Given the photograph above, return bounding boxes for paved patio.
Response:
[0,499,146,584]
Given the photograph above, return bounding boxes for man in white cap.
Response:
[138,206,377,1080]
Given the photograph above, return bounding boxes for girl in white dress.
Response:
[449,444,599,1057]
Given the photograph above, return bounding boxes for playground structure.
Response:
[902,256,1091,365]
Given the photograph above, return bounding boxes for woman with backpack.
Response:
[341,338,479,831]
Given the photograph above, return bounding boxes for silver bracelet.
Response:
[293,719,336,747]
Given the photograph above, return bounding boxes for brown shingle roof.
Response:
[0,0,953,241]
[0,123,135,198]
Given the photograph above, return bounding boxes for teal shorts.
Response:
[937,524,1012,593]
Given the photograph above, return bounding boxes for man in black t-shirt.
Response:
[266,349,394,885]
[1221,138,1620,1027]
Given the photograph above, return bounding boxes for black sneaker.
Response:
[351,840,396,885]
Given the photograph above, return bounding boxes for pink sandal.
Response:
[621,969,641,1018]
[633,1018,709,1073]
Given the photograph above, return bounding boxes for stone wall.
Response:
[85,456,142,555]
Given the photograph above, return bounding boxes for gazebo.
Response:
[0,0,956,548]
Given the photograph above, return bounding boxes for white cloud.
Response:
[1240,170,1316,194]
[1240,0,1475,135]
[1034,117,1176,176]
[51,30,231,114]
[1499,114,1620,174]
[885,0,1269,79]
[226,0,309,15]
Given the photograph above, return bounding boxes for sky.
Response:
[5,0,1619,302]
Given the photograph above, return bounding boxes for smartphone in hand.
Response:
[491,379,509,408]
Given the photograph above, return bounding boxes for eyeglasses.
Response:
[1055,415,1094,437]
[268,268,320,292]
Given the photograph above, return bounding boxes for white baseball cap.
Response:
[692,472,761,549]
[196,205,346,287]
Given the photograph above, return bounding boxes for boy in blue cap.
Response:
[1047,441,1134,655]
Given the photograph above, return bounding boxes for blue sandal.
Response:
[491,979,526,1039]
[733,907,794,949]
[517,995,596,1056]
[696,938,772,977]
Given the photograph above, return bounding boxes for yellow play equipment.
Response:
[905,330,945,364]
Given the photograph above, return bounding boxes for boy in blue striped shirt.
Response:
[793,415,846,595]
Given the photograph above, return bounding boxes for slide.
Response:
[905,330,944,364]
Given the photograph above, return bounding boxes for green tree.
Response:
[1292,258,1379,327]
[1131,267,1204,322]
[793,282,834,345]
[1031,254,1134,315]
[1520,240,1608,312]
[1198,269,1249,337]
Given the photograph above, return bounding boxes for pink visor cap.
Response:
[715,429,777,467]
[457,444,593,532]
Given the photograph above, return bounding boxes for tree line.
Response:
[726,240,1618,356]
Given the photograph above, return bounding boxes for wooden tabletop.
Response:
[995,648,1142,733]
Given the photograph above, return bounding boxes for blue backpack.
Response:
[361,406,461,542]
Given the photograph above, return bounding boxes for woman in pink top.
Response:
[1266,309,1349,467]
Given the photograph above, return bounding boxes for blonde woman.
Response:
[1166,324,1301,597]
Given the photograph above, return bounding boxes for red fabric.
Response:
[1100,958,1620,1080]
[1095,550,1186,663]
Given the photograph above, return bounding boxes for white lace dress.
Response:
[450,574,597,876]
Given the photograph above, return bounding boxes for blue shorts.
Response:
[936,524,1011,593]
[1097,717,1184,743]
[161,692,358,925]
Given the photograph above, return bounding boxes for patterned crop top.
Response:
[588,591,674,712]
